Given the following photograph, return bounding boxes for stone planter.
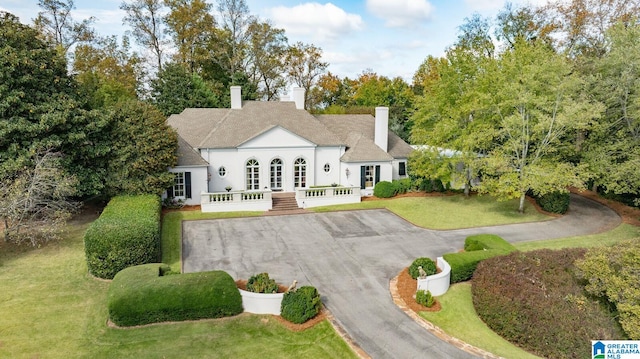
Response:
[238,288,284,315]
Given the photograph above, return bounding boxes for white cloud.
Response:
[267,2,363,42]
[366,0,434,28]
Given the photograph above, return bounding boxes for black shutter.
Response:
[375,165,380,184]
[185,172,192,199]
[399,162,406,176]
[360,166,366,189]
[167,185,174,198]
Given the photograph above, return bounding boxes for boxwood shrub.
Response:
[280,286,321,324]
[246,272,278,293]
[535,191,570,214]
[444,234,517,283]
[108,263,243,327]
[408,257,437,279]
[84,195,161,279]
[373,181,395,198]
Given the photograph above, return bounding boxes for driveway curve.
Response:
[182,194,620,359]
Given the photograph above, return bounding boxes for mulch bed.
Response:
[396,267,442,313]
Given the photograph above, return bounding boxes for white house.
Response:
[165,86,413,212]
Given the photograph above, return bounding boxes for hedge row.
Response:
[535,191,571,214]
[472,249,623,359]
[444,234,516,283]
[84,195,161,279]
[108,263,243,327]
[373,178,415,198]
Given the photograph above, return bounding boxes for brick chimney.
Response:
[231,86,242,109]
[375,107,389,152]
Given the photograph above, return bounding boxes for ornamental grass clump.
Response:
[415,290,435,308]
[246,272,279,293]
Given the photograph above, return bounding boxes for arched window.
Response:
[294,158,306,188]
[246,159,260,190]
[270,158,283,190]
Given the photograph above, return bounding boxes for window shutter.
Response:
[399,162,406,176]
[167,185,174,198]
[360,166,366,189]
[375,165,380,184]
[185,172,192,199]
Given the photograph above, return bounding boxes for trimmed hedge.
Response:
[280,286,321,324]
[535,191,570,214]
[373,181,395,198]
[84,195,161,279]
[408,257,437,279]
[108,263,243,327]
[444,234,516,283]
[464,234,517,252]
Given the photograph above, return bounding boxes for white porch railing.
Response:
[295,186,361,208]
[201,190,272,213]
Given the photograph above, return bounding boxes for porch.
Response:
[200,186,361,213]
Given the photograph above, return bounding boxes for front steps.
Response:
[266,193,308,215]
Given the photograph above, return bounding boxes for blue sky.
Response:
[2,0,549,82]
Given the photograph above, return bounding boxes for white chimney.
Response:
[231,86,242,109]
[375,107,389,152]
[280,94,291,102]
[292,87,305,110]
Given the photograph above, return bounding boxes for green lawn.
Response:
[420,283,541,359]
[0,217,356,359]
[312,195,550,229]
[514,223,640,251]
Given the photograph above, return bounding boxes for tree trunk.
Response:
[464,181,470,197]
[518,192,526,213]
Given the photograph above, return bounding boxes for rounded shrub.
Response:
[535,191,570,214]
[373,181,395,198]
[280,286,321,324]
[246,272,279,293]
[408,257,437,279]
[415,290,435,307]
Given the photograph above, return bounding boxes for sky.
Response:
[1,0,549,82]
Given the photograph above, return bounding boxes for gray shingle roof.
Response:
[168,101,413,163]
[176,135,209,166]
[168,101,343,148]
[315,114,414,161]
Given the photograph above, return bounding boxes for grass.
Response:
[514,223,640,251]
[420,283,541,359]
[0,216,357,359]
[312,195,550,229]
[419,223,640,359]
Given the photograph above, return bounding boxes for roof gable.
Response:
[238,125,316,148]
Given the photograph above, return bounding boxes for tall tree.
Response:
[73,35,143,108]
[0,12,111,197]
[285,42,328,109]
[34,0,95,57]
[104,101,178,196]
[164,0,216,73]
[582,21,640,197]
[478,39,596,212]
[121,0,166,70]
[246,20,288,100]
[215,0,254,76]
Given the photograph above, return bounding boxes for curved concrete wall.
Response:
[416,257,451,296]
[238,288,284,315]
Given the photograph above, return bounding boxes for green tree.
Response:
[164,0,216,73]
[73,35,143,108]
[577,240,640,339]
[121,0,167,70]
[34,0,95,57]
[215,0,254,76]
[150,62,221,116]
[0,12,111,197]
[582,21,640,198]
[104,101,178,196]
[246,20,288,100]
[478,39,596,212]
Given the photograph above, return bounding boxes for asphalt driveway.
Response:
[181,194,620,359]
